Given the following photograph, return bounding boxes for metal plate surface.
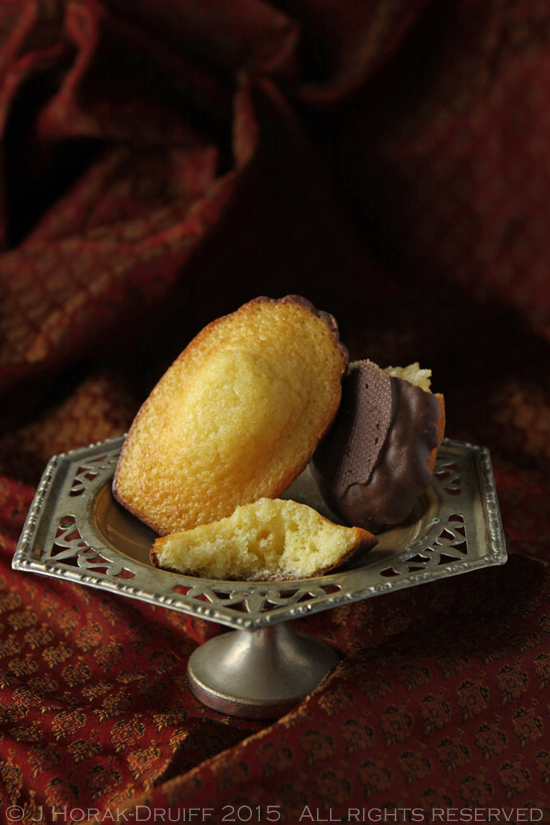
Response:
[13,436,507,630]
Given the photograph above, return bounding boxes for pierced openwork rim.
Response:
[13,436,507,630]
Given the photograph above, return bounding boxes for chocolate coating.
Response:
[312,361,393,498]
[312,364,442,532]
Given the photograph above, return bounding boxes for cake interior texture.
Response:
[349,360,433,392]
[113,297,346,535]
[151,498,376,580]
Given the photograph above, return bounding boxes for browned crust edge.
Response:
[112,295,349,534]
[427,392,446,474]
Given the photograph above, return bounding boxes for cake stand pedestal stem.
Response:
[187,622,340,719]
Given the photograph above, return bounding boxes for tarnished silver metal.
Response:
[12,435,507,628]
[188,623,340,719]
[13,435,507,718]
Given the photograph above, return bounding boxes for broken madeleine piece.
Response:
[150,498,377,581]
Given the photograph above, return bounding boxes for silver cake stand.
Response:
[13,436,506,719]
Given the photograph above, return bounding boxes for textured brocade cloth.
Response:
[2,0,550,822]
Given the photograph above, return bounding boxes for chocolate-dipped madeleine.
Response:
[312,361,445,532]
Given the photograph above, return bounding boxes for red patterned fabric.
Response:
[2,0,550,822]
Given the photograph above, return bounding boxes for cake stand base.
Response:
[187,622,340,719]
[13,436,507,719]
